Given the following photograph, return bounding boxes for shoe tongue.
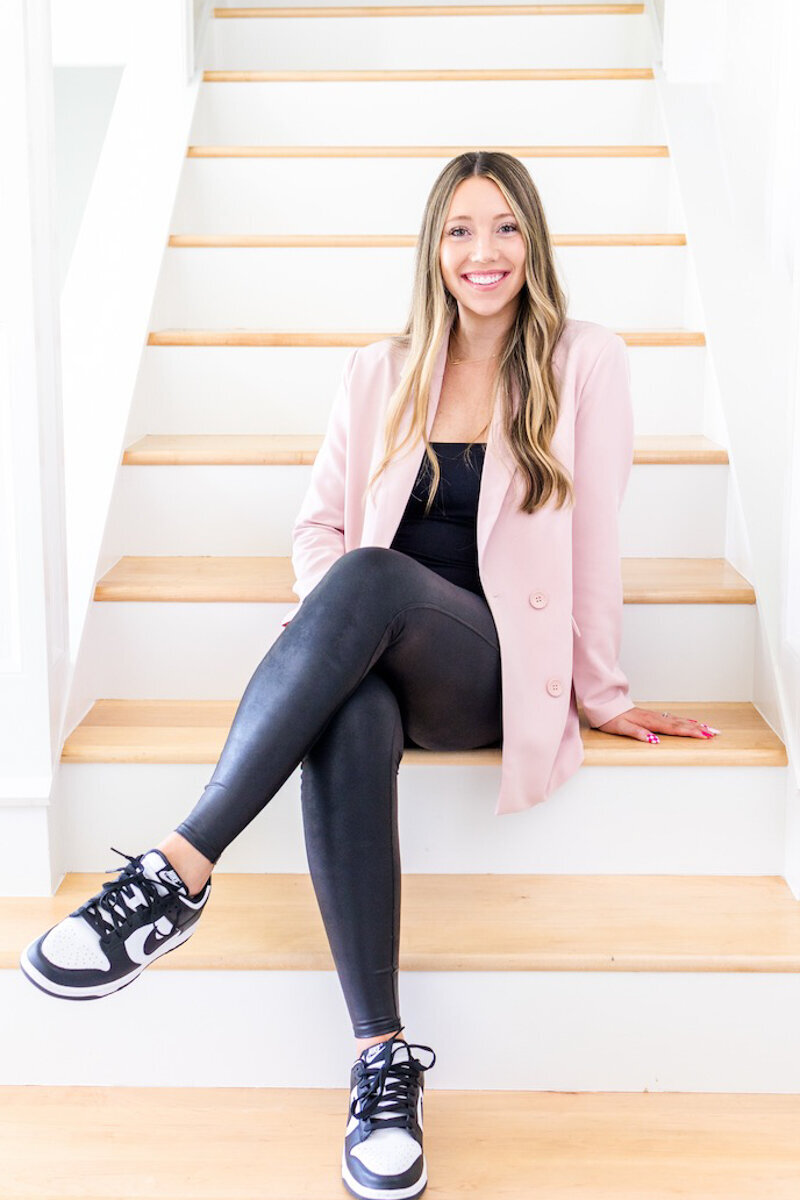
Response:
[362,1037,406,1067]
[140,850,187,895]
[358,1038,412,1122]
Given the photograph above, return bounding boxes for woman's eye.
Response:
[446,223,518,237]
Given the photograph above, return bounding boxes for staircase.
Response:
[2,2,799,1195]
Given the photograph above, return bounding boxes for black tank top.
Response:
[389,441,487,598]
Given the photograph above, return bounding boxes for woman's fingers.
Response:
[647,712,720,738]
[613,717,660,743]
[596,711,721,742]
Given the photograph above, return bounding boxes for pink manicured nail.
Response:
[701,730,713,737]
[648,734,659,743]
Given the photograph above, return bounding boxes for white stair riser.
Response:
[151,245,688,330]
[0,808,58,896]
[208,13,653,71]
[190,79,663,145]
[54,761,787,877]
[72,601,755,700]
[3,968,799,1090]
[106,464,729,557]
[130,345,708,439]
[171,157,681,235]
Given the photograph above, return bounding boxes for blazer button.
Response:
[529,590,548,609]
[546,678,563,697]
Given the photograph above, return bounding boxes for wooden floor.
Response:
[2,1087,799,1198]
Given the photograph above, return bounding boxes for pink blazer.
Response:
[281,313,635,816]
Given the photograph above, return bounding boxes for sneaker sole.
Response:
[18,923,197,1000]
[341,1148,428,1200]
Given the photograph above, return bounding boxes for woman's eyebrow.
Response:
[445,212,516,222]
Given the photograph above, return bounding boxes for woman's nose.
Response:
[470,238,499,262]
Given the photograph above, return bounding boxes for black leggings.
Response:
[174,546,503,1038]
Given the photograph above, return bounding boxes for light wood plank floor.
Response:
[2,1087,799,1198]
[5,873,800,973]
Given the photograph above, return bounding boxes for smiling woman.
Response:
[367,150,575,524]
[19,148,706,1200]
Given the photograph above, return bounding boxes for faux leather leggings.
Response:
[174,546,503,1038]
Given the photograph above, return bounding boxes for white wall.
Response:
[54,1,203,722]
[53,66,122,289]
[0,0,69,892]
[656,0,800,884]
[0,0,206,893]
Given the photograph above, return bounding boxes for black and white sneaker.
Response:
[342,1029,436,1200]
[19,847,211,1000]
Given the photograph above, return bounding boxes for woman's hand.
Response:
[594,706,720,744]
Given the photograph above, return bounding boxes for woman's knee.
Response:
[324,546,416,600]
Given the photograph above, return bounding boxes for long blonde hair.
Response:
[366,150,574,516]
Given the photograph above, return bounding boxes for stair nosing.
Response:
[185,143,671,157]
[6,871,799,972]
[215,3,647,18]
[121,433,729,466]
[58,698,788,767]
[167,232,688,246]
[90,555,755,605]
[146,329,706,346]
[202,67,655,81]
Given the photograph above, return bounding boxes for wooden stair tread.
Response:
[2,1088,798,1200]
[61,699,786,765]
[203,67,655,80]
[147,329,705,346]
[124,433,325,465]
[92,555,754,603]
[4,873,800,972]
[167,231,687,246]
[122,433,727,465]
[216,4,648,18]
[186,143,671,156]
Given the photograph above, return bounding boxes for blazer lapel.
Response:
[363,316,517,562]
[477,376,517,565]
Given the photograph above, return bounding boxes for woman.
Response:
[20,150,719,1200]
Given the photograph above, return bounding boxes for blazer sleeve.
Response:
[570,332,636,727]
[280,347,358,628]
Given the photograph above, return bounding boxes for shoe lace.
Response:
[350,1039,437,1133]
[72,847,176,938]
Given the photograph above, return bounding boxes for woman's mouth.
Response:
[461,271,510,291]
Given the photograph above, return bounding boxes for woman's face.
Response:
[439,176,527,324]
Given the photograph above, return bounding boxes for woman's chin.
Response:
[453,291,518,321]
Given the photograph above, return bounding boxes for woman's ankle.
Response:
[354,1029,406,1056]
[155,832,215,895]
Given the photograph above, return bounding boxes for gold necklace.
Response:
[447,349,500,366]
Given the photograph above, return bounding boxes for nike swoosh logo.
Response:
[144,926,174,955]
[125,922,176,966]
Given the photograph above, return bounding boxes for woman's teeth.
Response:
[463,272,508,287]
